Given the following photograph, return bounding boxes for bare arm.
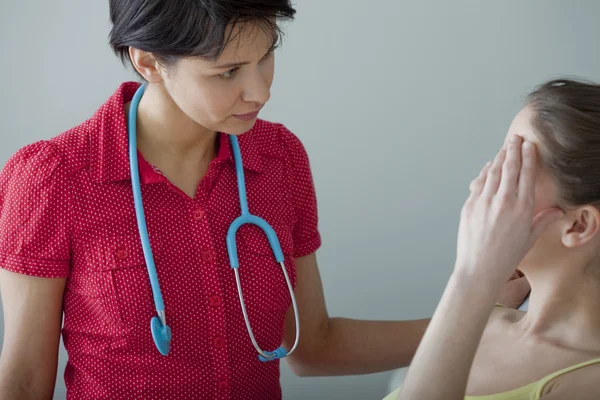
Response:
[283,253,429,376]
[0,269,66,400]
[398,137,563,399]
[283,253,530,377]
[397,271,497,399]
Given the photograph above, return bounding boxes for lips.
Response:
[233,108,262,121]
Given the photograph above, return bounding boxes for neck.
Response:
[133,83,217,161]
[514,263,600,352]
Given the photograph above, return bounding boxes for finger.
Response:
[517,141,537,202]
[482,148,506,198]
[510,277,531,306]
[507,269,523,281]
[469,161,492,196]
[497,276,531,309]
[515,269,524,278]
[498,135,523,197]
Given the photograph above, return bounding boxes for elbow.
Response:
[0,359,56,400]
[284,339,331,377]
[285,359,310,377]
[285,355,324,377]
[285,316,333,377]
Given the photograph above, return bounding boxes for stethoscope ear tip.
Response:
[151,316,172,356]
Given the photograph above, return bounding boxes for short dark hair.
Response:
[108,0,296,68]
[526,79,600,208]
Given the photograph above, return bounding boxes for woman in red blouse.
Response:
[0,1,528,399]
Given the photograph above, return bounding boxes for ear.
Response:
[562,206,600,248]
[128,47,163,83]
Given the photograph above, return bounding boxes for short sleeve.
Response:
[0,141,71,278]
[280,125,322,258]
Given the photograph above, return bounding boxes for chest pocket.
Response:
[236,222,296,314]
[84,234,158,331]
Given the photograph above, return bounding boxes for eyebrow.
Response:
[213,60,251,70]
[212,45,276,70]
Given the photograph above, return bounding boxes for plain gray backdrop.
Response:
[2,1,600,399]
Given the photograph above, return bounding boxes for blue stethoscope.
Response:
[127,83,300,361]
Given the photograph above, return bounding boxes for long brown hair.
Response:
[527,79,600,208]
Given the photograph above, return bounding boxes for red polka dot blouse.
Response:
[0,82,321,399]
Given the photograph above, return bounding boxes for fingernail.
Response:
[523,141,532,149]
[510,135,518,143]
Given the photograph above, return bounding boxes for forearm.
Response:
[398,271,498,400]
[290,317,429,376]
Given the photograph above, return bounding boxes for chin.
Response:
[217,118,258,136]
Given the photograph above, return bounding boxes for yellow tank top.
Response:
[382,357,600,400]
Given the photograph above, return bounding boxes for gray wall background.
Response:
[1,1,600,399]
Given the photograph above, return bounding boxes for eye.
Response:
[219,68,239,79]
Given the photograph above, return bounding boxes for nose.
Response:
[242,70,271,106]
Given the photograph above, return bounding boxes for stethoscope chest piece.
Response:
[151,316,172,356]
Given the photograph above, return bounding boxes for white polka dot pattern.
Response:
[0,82,321,399]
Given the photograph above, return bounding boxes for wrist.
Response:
[453,260,507,288]
[449,266,504,301]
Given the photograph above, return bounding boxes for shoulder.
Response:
[1,128,90,192]
[248,119,309,160]
[2,82,129,182]
[1,141,65,184]
[0,140,72,216]
[478,306,525,346]
[47,121,91,177]
[540,361,600,399]
[4,122,90,179]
